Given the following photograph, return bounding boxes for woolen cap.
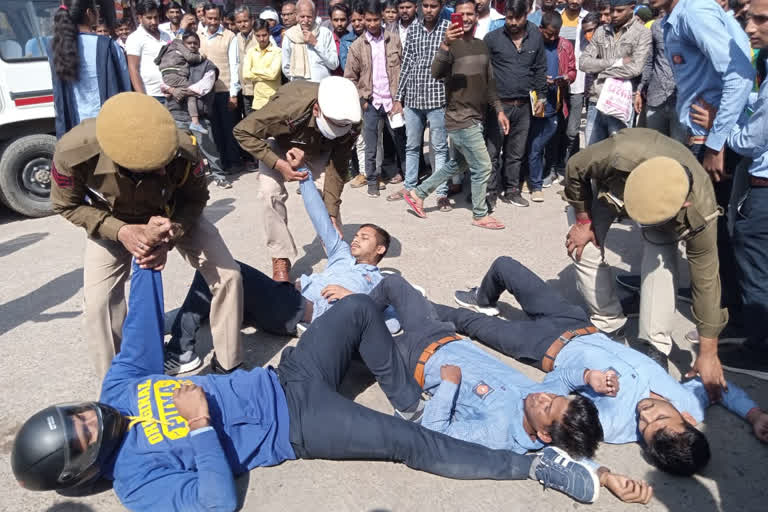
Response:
[611,0,636,5]
[95,92,179,171]
[259,8,279,22]
[625,157,690,225]
[316,76,361,136]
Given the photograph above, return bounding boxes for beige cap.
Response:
[625,157,690,225]
[96,92,179,171]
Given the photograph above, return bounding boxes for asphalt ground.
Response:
[0,171,766,512]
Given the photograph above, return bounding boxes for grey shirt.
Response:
[640,21,676,108]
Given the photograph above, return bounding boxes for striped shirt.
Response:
[395,19,449,110]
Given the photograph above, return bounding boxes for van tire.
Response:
[0,134,56,217]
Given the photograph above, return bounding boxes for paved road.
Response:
[0,172,765,512]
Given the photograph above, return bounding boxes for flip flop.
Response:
[472,218,505,230]
[404,192,427,218]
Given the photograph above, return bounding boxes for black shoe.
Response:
[367,183,380,197]
[210,353,242,374]
[642,342,669,372]
[213,176,232,189]
[500,188,529,207]
[616,274,692,304]
[164,349,202,376]
[719,345,768,380]
[620,294,640,318]
[602,325,626,344]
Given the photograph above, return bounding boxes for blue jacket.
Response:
[99,264,295,511]
[49,34,131,139]
[339,32,358,70]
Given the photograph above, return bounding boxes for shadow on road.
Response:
[204,198,236,225]
[46,502,97,512]
[0,232,48,258]
[0,268,83,336]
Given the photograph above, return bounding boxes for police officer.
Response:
[51,92,244,378]
[233,76,360,282]
[563,128,728,402]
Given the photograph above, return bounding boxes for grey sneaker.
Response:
[394,398,426,423]
[367,183,380,198]
[531,446,600,503]
[454,288,500,316]
[164,350,202,376]
[501,189,529,207]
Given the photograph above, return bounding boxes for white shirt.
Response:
[474,8,504,40]
[398,20,413,44]
[125,25,172,96]
[281,25,339,82]
[158,21,181,39]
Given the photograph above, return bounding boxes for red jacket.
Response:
[556,37,576,117]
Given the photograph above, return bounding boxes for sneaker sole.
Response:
[454,295,500,316]
[545,446,600,504]
[165,357,203,376]
[722,364,768,381]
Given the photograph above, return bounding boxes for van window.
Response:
[0,1,60,61]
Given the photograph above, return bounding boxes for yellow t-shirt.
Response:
[562,10,580,28]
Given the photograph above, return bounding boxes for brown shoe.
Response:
[378,178,386,190]
[272,258,291,282]
[349,174,367,188]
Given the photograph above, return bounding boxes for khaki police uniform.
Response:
[564,128,727,354]
[233,80,357,260]
[51,116,244,379]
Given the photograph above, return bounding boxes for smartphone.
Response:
[450,12,463,28]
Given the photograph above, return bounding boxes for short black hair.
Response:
[642,423,711,476]
[505,0,529,18]
[396,0,416,5]
[351,0,366,15]
[330,2,350,17]
[359,223,391,262]
[362,0,382,16]
[135,0,160,16]
[253,19,270,32]
[166,1,183,11]
[181,29,200,42]
[582,11,600,26]
[549,396,603,459]
[454,0,476,9]
[541,10,562,30]
[203,2,221,15]
[596,0,611,11]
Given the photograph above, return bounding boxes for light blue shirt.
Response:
[298,172,382,321]
[421,338,589,454]
[555,333,757,444]
[662,0,754,151]
[728,79,768,177]
[72,34,128,123]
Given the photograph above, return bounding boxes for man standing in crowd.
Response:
[329,2,350,75]
[387,0,451,205]
[195,0,207,37]
[528,0,557,27]
[634,7,683,142]
[341,3,366,70]
[234,6,259,114]
[474,0,505,39]
[564,128,728,402]
[484,0,547,208]
[282,0,339,82]
[125,0,172,100]
[50,93,244,378]
[579,0,650,145]
[388,0,418,42]
[159,1,184,39]
[345,1,404,198]
[404,0,508,228]
[233,77,359,282]
[199,3,243,175]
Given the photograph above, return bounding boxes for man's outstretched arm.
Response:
[299,169,348,263]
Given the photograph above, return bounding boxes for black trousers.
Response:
[277,294,533,480]
[434,257,591,368]
[486,102,531,194]
[167,261,305,354]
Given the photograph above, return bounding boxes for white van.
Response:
[0,0,58,217]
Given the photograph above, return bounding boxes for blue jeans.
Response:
[415,123,492,218]
[732,186,768,351]
[278,294,533,479]
[586,103,630,145]
[404,106,448,196]
[527,116,559,191]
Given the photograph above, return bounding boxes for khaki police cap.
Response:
[95,92,179,171]
[625,156,690,225]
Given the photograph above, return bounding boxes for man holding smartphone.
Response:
[404,0,509,229]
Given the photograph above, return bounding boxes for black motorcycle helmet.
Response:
[11,402,127,491]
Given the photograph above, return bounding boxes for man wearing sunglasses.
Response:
[562,128,727,404]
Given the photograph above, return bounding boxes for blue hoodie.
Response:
[99,264,295,511]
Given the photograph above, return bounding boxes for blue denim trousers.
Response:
[527,115,559,191]
[586,103,630,146]
[404,106,449,196]
[415,123,492,219]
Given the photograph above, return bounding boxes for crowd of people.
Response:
[7,0,768,509]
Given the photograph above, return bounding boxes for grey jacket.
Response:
[639,20,676,108]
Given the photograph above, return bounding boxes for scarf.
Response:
[285,23,321,79]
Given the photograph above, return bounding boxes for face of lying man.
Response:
[636,398,696,444]
[349,226,386,263]
[523,392,572,442]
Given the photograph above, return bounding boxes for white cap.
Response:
[259,8,279,22]
[316,76,361,138]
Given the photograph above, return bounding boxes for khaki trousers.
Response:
[257,141,330,259]
[84,217,243,379]
[567,202,679,355]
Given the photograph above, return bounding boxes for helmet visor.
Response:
[53,403,104,485]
